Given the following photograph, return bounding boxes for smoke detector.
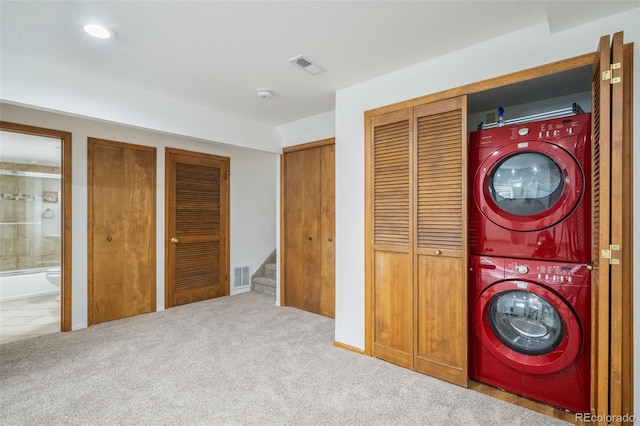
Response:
[288,55,324,75]
[256,89,272,99]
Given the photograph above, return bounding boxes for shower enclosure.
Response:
[0,164,62,299]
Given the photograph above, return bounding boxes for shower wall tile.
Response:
[0,257,17,270]
[42,255,60,267]
[0,224,17,239]
[41,237,54,256]
[1,239,16,256]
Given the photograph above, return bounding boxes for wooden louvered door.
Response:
[413,97,467,386]
[591,32,634,424]
[88,138,156,325]
[165,148,229,308]
[370,109,414,369]
[367,97,467,383]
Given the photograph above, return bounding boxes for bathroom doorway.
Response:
[0,122,72,343]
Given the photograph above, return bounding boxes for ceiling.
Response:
[2,0,638,131]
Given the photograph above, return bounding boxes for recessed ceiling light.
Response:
[83,24,115,39]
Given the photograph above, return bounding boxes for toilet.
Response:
[46,267,61,301]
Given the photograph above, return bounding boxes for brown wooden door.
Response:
[282,140,335,318]
[591,32,633,424]
[88,138,156,325]
[165,148,229,308]
[413,96,467,386]
[369,110,413,369]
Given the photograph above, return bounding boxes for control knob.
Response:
[517,264,529,275]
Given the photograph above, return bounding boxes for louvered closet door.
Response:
[413,96,467,386]
[165,148,229,307]
[370,109,414,369]
[591,32,633,422]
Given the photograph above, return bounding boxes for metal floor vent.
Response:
[288,55,324,75]
[233,266,251,289]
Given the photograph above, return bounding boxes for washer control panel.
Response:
[506,259,590,286]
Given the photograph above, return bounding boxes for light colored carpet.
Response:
[0,292,569,425]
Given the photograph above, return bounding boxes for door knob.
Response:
[170,237,179,244]
[106,236,112,242]
[434,249,442,256]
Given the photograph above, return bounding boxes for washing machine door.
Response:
[475,280,583,374]
[474,141,583,232]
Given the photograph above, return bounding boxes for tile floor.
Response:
[0,293,60,344]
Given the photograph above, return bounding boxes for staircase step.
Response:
[253,276,276,296]
[265,263,277,279]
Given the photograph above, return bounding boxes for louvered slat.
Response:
[592,79,601,267]
[417,110,462,250]
[176,163,221,234]
[175,242,220,290]
[373,120,410,246]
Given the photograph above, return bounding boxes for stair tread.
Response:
[253,276,275,286]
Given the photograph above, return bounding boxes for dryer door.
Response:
[474,141,583,232]
[475,280,583,374]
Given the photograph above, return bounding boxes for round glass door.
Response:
[474,141,583,232]
[489,153,563,216]
[475,280,583,374]
[488,290,564,355]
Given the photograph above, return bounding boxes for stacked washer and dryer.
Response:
[468,112,592,413]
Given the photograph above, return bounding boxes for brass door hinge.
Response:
[602,244,621,265]
[602,62,621,84]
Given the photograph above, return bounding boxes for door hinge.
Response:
[602,244,621,265]
[602,62,621,84]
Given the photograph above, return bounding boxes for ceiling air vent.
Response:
[288,55,324,75]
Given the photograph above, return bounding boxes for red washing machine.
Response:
[468,113,591,263]
[468,255,590,413]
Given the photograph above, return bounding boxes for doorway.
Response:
[0,121,72,342]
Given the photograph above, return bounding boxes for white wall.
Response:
[0,102,278,329]
[0,50,282,154]
[277,111,335,148]
[333,8,639,410]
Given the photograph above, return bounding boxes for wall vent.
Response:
[233,266,251,289]
[288,55,324,75]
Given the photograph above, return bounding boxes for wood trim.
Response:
[282,138,335,153]
[333,340,367,355]
[279,154,285,306]
[0,121,72,332]
[469,381,588,425]
[366,52,595,117]
[620,40,634,420]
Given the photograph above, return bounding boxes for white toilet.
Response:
[46,267,61,301]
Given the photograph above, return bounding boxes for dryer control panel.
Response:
[505,259,590,286]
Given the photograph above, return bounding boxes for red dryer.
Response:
[468,113,591,263]
[468,255,590,413]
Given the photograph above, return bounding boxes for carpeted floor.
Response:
[0,291,569,425]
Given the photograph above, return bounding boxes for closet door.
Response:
[88,138,156,325]
[282,140,335,318]
[592,31,634,423]
[369,109,413,369]
[165,148,230,308]
[413,96,467,386]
